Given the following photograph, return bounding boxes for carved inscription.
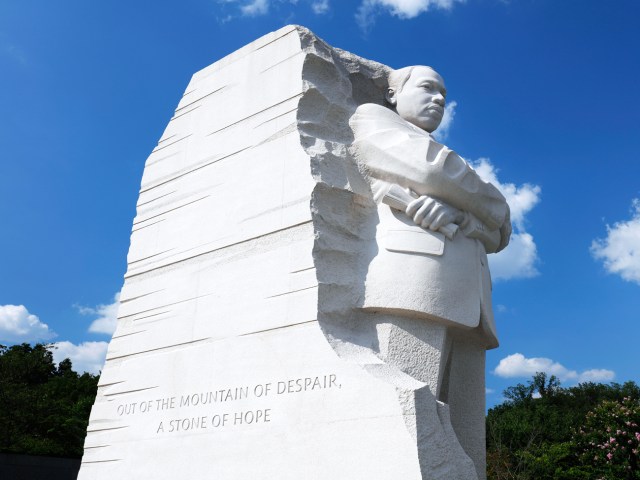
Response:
[114,374,341,435]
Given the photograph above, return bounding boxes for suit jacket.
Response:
[349,103,511,348]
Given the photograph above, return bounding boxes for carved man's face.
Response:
[387,67,447,133]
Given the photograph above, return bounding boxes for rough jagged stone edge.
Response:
[295,26,479,480]
[296,25,385,352]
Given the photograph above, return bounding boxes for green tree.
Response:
[487,373,640,479]
[574,397,640,479]
[0,343,99,457]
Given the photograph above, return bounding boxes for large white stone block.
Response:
[80,25,500,480]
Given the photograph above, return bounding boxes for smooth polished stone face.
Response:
[390,66,447,133]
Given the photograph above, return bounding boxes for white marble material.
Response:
[79,26,506,480]
[345,65,511,479]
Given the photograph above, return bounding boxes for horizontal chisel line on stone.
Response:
[106,338,211,361]
[240,195,309,222]
[96,381,124,388]
[259,51,304,74]
[119,289,165,304]
[129,311,171,322]
[151,134,192,154]
[256,123,297,145]
[254,28,298,52]
[117,295,212,320]
[256,107,298,127]
[124,221,313,280]
[138,183,221,212]
[86,426,128,433]
[206,93,303,136]
[139,146,251,194]
[182,87,197,97]
[81,460,121,464]
[83,445,110,450]
[290,266,315,274]
[266,285,318,299]
[170,103,200,121]
[157,133,177,145]
[144,150,179,167]
[110,330,146,340]
[131,314,177,326]
[132,195,210,226]
[174,86,226,113]
[131,218,165,233]
[128,249,174,265]
[239,319,318,337]
[137,190,177,207]
[103,386,159,397]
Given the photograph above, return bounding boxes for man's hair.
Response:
[387,65,437,96]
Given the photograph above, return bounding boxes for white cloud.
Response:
[0,305,56,343]
[218,0,270,16]
[240,0,270,15]
[578,369,616,383]
[76,292,120,336]
[485,388,495,394]
[220,0,328,18]
[591,199,640,285]
[472,158,541,280]
[494,353,575,381]
[432,100,457,142]
[472,158,540,231]
[489,232,539,280]
[52,341,109,375]
[311,0,330,14]
[493,353,615,384]
[356,0,464,30]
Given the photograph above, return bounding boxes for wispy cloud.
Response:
[591,199,640,285]
[0,305,56,343]
[52,341,109,375]
[494,353,615,384]
[219,0,329,18]
[356,0,465,31]
[432,100,457,142]
[241,0,270,16]
[75,292,120,336]
[311,0,330,14]
[473,158,541,280]
[1,40,28,66]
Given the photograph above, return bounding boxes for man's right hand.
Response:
[406,195,464,232]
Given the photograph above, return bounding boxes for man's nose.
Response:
[433,93,445,107]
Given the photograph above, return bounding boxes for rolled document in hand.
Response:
[374,182,458,240]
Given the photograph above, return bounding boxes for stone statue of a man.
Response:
[349,65,511,478]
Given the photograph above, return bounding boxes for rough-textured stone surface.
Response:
[79,25,492,480]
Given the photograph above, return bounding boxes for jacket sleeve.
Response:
[350,104,510,233]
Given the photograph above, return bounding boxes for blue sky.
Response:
[1,0,639,406]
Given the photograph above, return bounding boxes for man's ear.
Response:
[385,88,397,106]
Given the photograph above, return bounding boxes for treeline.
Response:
[0,343,99,458]
[487,372,640,479]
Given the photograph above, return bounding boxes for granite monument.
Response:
[78,26,510,480]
